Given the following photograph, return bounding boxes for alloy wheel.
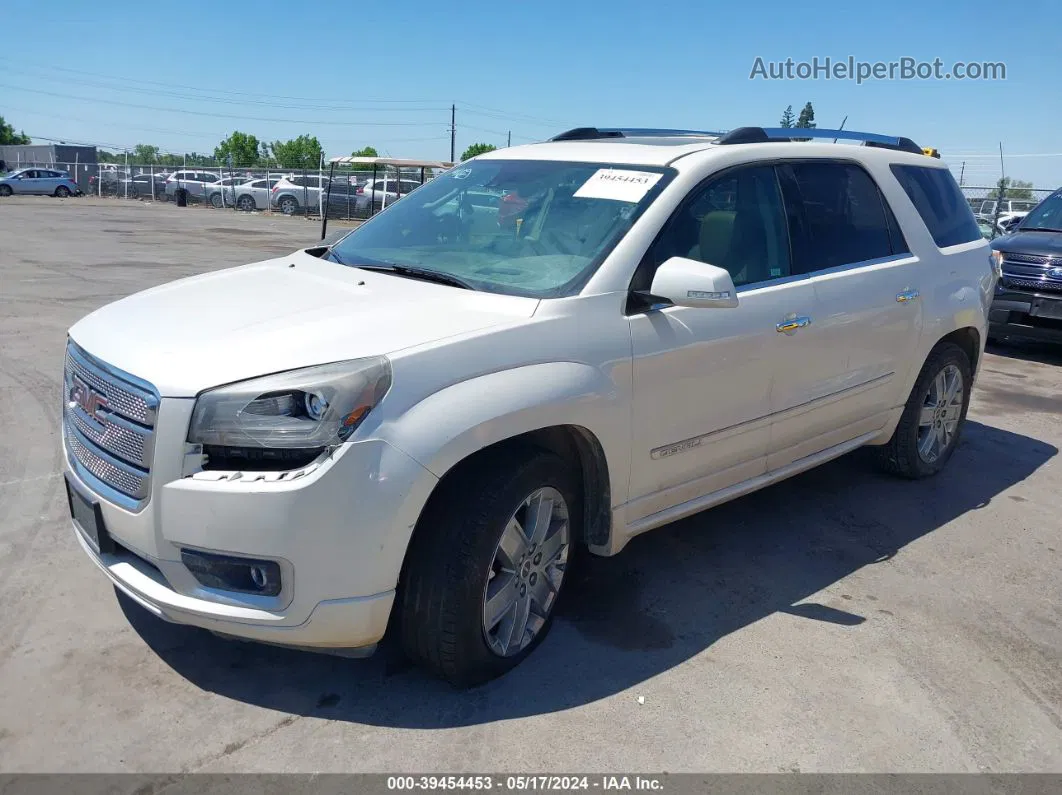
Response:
[481,486,570,657]
[917,363,964,463]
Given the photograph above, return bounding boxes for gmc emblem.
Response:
[69,375,108,421]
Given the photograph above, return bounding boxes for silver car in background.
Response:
[0,168,81,197]
[233,177,284,211]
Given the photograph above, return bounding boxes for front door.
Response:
[627,164,819,523]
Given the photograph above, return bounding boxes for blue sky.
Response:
[3,0,1060,185]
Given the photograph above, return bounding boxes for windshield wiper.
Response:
[1023,227,1062,233]
[355,263,473,290]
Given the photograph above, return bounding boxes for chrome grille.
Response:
[68,407,150,467]
[63,342,158,506]
[65,347,154,424]
[1002,252,1052,266]
[1003,276,1062,293]
[65,425,149,499]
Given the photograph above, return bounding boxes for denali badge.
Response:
[69,375,108,421]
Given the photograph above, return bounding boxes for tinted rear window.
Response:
[890,165,981,248]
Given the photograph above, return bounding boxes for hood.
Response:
[69,249,539,397]
[992,230,1062,256]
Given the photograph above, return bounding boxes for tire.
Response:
[399,448,580,687]
[278,195,299,215]
[874,342,972,479]
[237,194,256,212]
[54,185,71,198]
[210,192,224,209]
[0,185,12,197]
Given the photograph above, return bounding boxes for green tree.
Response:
[132,143,160,163]
[351,146,379,158]
[214,131,261,167]
[270,134,322,169]
[1004,178,1034,200]
[779,105,795,128]
[795,102,816,128]
[460,142,496,161]
[0,114,30,145]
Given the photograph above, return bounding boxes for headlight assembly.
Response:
[188,357,391,450]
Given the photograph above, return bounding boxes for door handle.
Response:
[896,289,920,303]
[776,316,812,333]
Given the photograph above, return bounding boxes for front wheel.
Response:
[399,449,579,687]
[874,342,972,478]
[210,192,224,209]
[237,194,256,211]
[0,184,13,197]
[55,185,71,198]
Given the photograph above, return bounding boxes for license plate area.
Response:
[65,474,115,555]
[1030,296,1062,320]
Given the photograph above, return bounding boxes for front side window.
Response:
[645,165,790,289]
[890,164,981,248]
[330,159,673,298]
[780,162,897,272]
[1019,192,1062,232]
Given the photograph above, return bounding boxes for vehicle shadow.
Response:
[120,420,1056,728]
[987,339,1062,367]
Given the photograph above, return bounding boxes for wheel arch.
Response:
[381,362,624,559]
[938,326,982,377]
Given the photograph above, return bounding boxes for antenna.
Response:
[834,116,848,144]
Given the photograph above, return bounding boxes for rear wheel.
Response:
[54,185,71,198]
[874,342,972,478]
[399,449,578,687]
[278,195,299,215]
[237,194,256,211]
[210,192,224,209]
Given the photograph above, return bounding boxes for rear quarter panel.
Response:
[864,156,993,387]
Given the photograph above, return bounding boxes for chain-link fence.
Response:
[1,158,442,221]
[960,186,1055,238]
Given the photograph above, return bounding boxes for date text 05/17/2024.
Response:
[386,776,666,791]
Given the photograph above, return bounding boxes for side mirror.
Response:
[646,256,738,309]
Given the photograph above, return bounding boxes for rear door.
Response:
[768,160,923,470]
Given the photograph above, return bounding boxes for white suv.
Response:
[62,126,994,686]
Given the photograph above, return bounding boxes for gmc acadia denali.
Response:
[63,126,995,686]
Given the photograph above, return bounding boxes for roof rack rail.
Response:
[717,127,923,154]
[550,127,726,142]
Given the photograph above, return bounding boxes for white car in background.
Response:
[62,125,992,686]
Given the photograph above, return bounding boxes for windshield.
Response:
[330,159,673,297]
[1019,193,1062,232]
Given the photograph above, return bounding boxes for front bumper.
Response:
[64,412,438,651]
[989,288,1062,343]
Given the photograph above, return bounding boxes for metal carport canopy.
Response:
[327,156,454,168]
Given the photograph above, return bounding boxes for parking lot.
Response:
[1,196,1061,773]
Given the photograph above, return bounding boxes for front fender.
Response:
[379,362,630,505]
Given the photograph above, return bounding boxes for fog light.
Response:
[181,549,282,596]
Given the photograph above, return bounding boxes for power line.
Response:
[0,56,441,104]
[1,64,449,113]
[0,84,449,127]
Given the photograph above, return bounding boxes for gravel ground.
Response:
[1,196,1060,774]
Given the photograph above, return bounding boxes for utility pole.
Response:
[507,130,511,147]
[450,104,456,163]
[959,161,965,186]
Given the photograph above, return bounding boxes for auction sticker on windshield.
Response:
[573,169,662,202]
